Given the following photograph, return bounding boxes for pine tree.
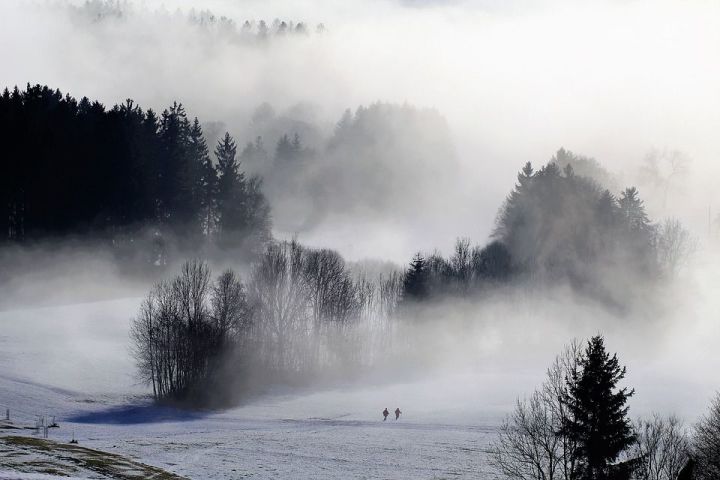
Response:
[240,136,268,171]
[402,253,429,301]
[187,118,216,237]
[214,132,247,240]
[618,187,650,234]
[158,102,192,228]
[562,335,636,480]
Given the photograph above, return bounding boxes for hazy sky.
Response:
[1,0,718,260]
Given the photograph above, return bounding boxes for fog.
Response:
[1,1,720,468]
[2,0,718,260]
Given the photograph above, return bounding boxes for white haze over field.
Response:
[0,2,719,476]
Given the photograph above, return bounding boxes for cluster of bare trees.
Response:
[246,240,402,376]
[694,394,720,480]
[489,341,584,480]
[131,241,403,403]
[490,338,720,480]
[130,261,249,402]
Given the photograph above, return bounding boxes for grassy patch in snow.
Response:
[0,435,187,479]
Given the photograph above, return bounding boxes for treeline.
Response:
[0,84,270,262]
[131,243,402,405]
[239,102,458,231]
[490,335,720,480]
[71,1,326,38]
[401,151,694,305]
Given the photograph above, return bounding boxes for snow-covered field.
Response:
[0,298,509,479]
[1,278,718,479]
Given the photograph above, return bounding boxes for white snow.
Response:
[0,298,507,479]
[1,287,716,479]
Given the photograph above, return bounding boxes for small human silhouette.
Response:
[395,408,401,420]
[382,408,389,421]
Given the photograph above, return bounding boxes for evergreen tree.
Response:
[618,187,650,234]
[476,241,512,280]
[0,84,272,260]
[562,335,636,480]
[402,253,429,301]
[215,132,247,240]
[158,102,194,229]
[240,136,269,171]
[595,190,618,228]
[275,133,301,163]
[188,118,216,237]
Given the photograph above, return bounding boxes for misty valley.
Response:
[1,1,719,480]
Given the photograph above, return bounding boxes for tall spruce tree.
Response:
[562,335,636,480]
[402,253,429,301]
[618,187,650,234]
[215,132,247,241]
[188,118,216,238]
[158,102,193,229]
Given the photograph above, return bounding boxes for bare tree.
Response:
[638,149,690,210]
[131,260,249,402]
[450,237,472,291]
[655,218,696,277]
[130,292,159,398]
[211,270,250,345]
[491,392,565,480]
[694,393,720,480]
[248,240,310,372]
[302,248,350,366]
[489,341,582,480]
[631,414,690,480]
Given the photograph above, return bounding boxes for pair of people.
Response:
[382,407,401,421]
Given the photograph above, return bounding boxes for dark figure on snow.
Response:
[395,408,401,420]
[382,408,389,421]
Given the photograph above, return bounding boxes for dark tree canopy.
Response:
[489,155,659,303]
[402,253,429,301]
[399,154,659,304]
[0,84,270,262]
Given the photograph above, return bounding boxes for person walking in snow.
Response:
[394,408,401,420]
[382,408,389,421]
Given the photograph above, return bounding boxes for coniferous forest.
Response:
[0,84,270,263]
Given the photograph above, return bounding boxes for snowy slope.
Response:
[0,298,506,479]
[2,289,715,479]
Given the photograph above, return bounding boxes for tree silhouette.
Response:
[402,253,429,301]
[0,84,270,261]
[562,335,635,480]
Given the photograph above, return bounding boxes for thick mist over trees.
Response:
[69,0,326,39]
[131,247,402,405]
[239,102,458,231]
[3,0,718,260]
[127,148,695,408]
[398,152,694,308]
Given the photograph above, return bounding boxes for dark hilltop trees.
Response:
[400,150,677,306]
[0,84,270,262]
